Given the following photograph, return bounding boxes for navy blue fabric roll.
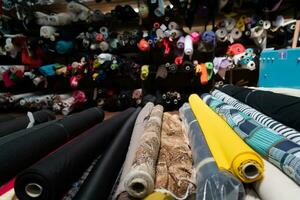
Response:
[0,107,104,185]
[73,107,141,200]
[14,108,136,200]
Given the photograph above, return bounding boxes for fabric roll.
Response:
[0,115,15,123]
[189,94,264,183]
[0,107,104,185]
[247,87,300,98]
[0,110,56,138]
[154,113,193,198]
[144,192,173,200]
[244,186,260,200]
[0,188,17,200]
[179,103,245,200]
[218,85,300,131]
[203,94,300,185]
[212,90,300,145]
[114,103,154,199]
[14,108,135,200]
[253,159,300,200]
[72,108,141,200]
[124,105,164,198]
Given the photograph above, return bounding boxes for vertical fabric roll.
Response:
[0,110,56,137]
[184,35,193,56]
[253,159,300,200]
[154,113,193,198]
[189,94,264,183]
[203,94,300,185]
[218,85,300,131]
[72,108,141,200]
[124,105,164,198]
[0,107,104,185]
[114,103,154,199]
[14,108,135,200]
[212,89,300,145]
[179,103,245,200]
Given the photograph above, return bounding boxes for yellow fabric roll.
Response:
[143,192,174,200]
[189,94,264,183]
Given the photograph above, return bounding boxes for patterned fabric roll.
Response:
[212,89,300,144]
[203,94,300,185]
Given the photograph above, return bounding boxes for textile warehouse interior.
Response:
[1,0,300,199]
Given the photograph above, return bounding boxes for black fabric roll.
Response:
[14,108,136,200]
[73,107,141,200]
[219,84,300,131]
[0,115,15,123]
[0,107,104,185]
[0,110,56,137]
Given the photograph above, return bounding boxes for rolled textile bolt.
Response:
[67,1,90,21]
[140,65,149,80]
[99,41,109,51]
[137,39,150,52]
[225,18,236,31]
[110,38,119,50]
[230,28,242,42]
[40,26,58,41]
[95,33,104,42]
[227,43,246,56]
[190,32,200,43]
[177,36,185,49]
[250,26,264,38]
[241,60,256,71]
[156,29,165,40]
[24,72,36,79]
[9,93,36,103]
[168,21,180,30]
[169,29,182,39]
[175,56,183,65]
[139,3,149,19]
[184,35,193,56]
[35,11,50,26]
[169,63,178,73]
[25,183,43,198]
[272,15,284,28]
[56,40,74,54]
[160,24,167,32]
[97,53,112,63]
[153,22,160,29]
[154,0,165,17]
[183,61,194,72]
[99,27,109,38]
[10,65,25,74]
[216,28,228,42]
[202,30,216,44]
[48,12,73,26]
[263,20,271,30]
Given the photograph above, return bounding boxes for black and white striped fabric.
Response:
[212,89,300,145]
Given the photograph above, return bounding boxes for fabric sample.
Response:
[72,108,141,200]
[218,84,300,131]
[203,94,300,185]
[0,107,104,185]
[189,94,264,183]
[14,108,135,200]
[179,103,245,200]
[124,105,164,198]
[0,110,56,138]
[114,103,154,199]
[253,159,300,200]
[212,89,300,145]
[154,112,193,198]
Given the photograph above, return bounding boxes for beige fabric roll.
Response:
[154,113,193,197]
[124,105,164,199]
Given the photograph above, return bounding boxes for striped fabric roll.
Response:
[203,94,300,185]
[212,89,300,145]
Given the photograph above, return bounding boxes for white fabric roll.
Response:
[184,35,193,56]
[253,159,300,200]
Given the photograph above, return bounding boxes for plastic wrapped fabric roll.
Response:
[154,113,193,198]
[14,108,135,200]
[203,94,300,185]
[217,85,300,131]
[189,94,264,183]
[124,105,164,198]
[0,115,15,123]
[247,87,300,98]
[253,159,300,200]
[72,108,141,200]
[179,103,245,200]
[0,110,56,138]
[0,107,104,185]
[212,89,300,145]
[114,103,154,199]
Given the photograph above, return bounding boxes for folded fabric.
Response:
[212,89,300,145]
[218,85,300,131]
[72,108,141,200]
[154,113,193,198]
[0,110,55,138]
[0,107,104,185]
[14,108,135,200]
[189,94,264,183]
[179,103,245,200]
[114,103,154,199]
[124,105,164,198]
[203,94,300,185]
[253,159,300,200]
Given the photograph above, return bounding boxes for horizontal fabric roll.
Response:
[0,115,15,123]
[114,102,154,199]
[253,159,300,200]
[0,110,56,138]
[247,87,300,98]
[189,94,264,183]
[0,107,104,185]
[72,108,141,200]
[203,94,300,185]
[179,103,245,200]
[124,105,164,198]
[144,192,174,200]
[14,108,135,200]
[212,89,300,145]
[218,84,300,131]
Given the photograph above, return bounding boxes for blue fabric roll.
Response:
[56,40,74,54]
[39,64,57,76]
